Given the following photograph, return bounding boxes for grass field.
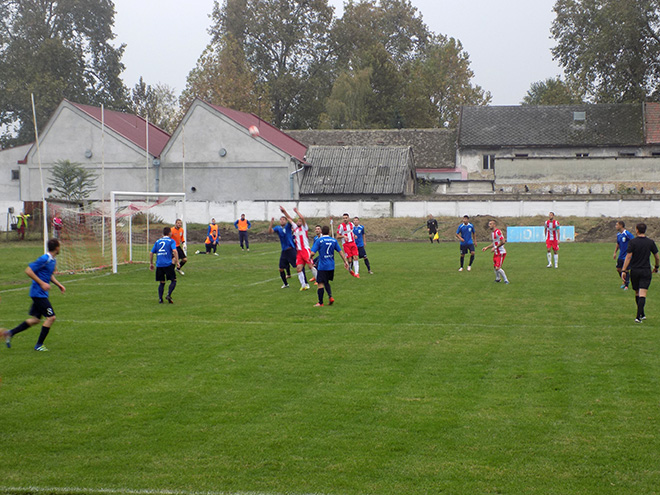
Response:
[1,240,659,495]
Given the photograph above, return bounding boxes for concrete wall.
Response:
[457,145,655,179]
[20,104,156,201]
[495,156,660,194]
[162,101,302,201]
[130,198,660,224]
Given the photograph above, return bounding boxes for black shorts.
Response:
[316,269,335,284]
[428,229,437,235]
[357,246,368,258]
[156,265,176,282]
[460,243,475,255]
[630,269,652,291]
[29,297,55,319]
[279,248,297,270]
[616,258,627,270]
[177,246,186,260]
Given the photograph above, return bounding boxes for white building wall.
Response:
[21,105,157,201]
[161,102,300,201]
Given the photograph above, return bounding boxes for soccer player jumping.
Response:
[482,219,509,284]
[280,206,318,290]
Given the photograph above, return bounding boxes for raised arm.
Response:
[268,217,275,234]
[293,207,307,228]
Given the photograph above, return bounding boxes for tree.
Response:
[522,77,584,105]
[0,0,127,148]
[408,35,491,128]
[49,160,98,202]
[180,34,264,117]
[551,0,660,102]
[130,77,180,134]
[321,68,373,128]
[196,0,335,128]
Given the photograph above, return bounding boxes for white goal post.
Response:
[110,191,186,274]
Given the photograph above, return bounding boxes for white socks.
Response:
[498,268,509,283]
[547,252,552,264]
[554,254,558,268]
[298,271,306,287]
[353,260,359,274]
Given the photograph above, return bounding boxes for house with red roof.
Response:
[160,99,308,201]
[10,99,170,202]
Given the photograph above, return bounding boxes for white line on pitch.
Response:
[0,486,330,495]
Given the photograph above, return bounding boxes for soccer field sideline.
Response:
[0,485,326,495]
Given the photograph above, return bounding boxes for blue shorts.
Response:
[357,246,367,258]
[460,243,475,255]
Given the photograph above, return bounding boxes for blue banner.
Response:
[506,226,575,243]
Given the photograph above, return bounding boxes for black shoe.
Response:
[159,299,164,304]
[166,295,174,304]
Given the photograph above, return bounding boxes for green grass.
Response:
[1,240,659,495]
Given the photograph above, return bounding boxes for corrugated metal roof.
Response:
[206,102,307,163]
[459,104,644,148]
[300,146,414,195]
[68,100,171,157]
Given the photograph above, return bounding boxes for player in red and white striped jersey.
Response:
[337,213,360,277]
[280,206,317,290]
[544,212,560,268]
[482,219,509,284]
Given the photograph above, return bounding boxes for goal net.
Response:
[44,192,186,274]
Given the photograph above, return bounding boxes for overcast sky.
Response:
[113,0,563,107]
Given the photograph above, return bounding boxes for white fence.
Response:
[184,199,660,223]
[4,199,659,230]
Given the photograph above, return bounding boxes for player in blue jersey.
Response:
[269,215,298,288]
[353,217,373,274]
[2,239,66,351]
[455,215,477,271]
[150,227,180,304]
[614,220,635,290]
[310,225,349,306]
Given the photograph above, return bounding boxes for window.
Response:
[576,152,589,158]
[11,170,19,181]
[515,153,528,158]
[482,154,495,170]
[618,152,636,157]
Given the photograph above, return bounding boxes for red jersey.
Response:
[491,229,506,255]
[545,219,560,242]
[293,224,310,251]
[337,222,355,244]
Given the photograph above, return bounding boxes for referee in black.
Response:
[621,223,660,323]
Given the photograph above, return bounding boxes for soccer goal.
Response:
[110,191,186,274]
[44,193,185,273]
